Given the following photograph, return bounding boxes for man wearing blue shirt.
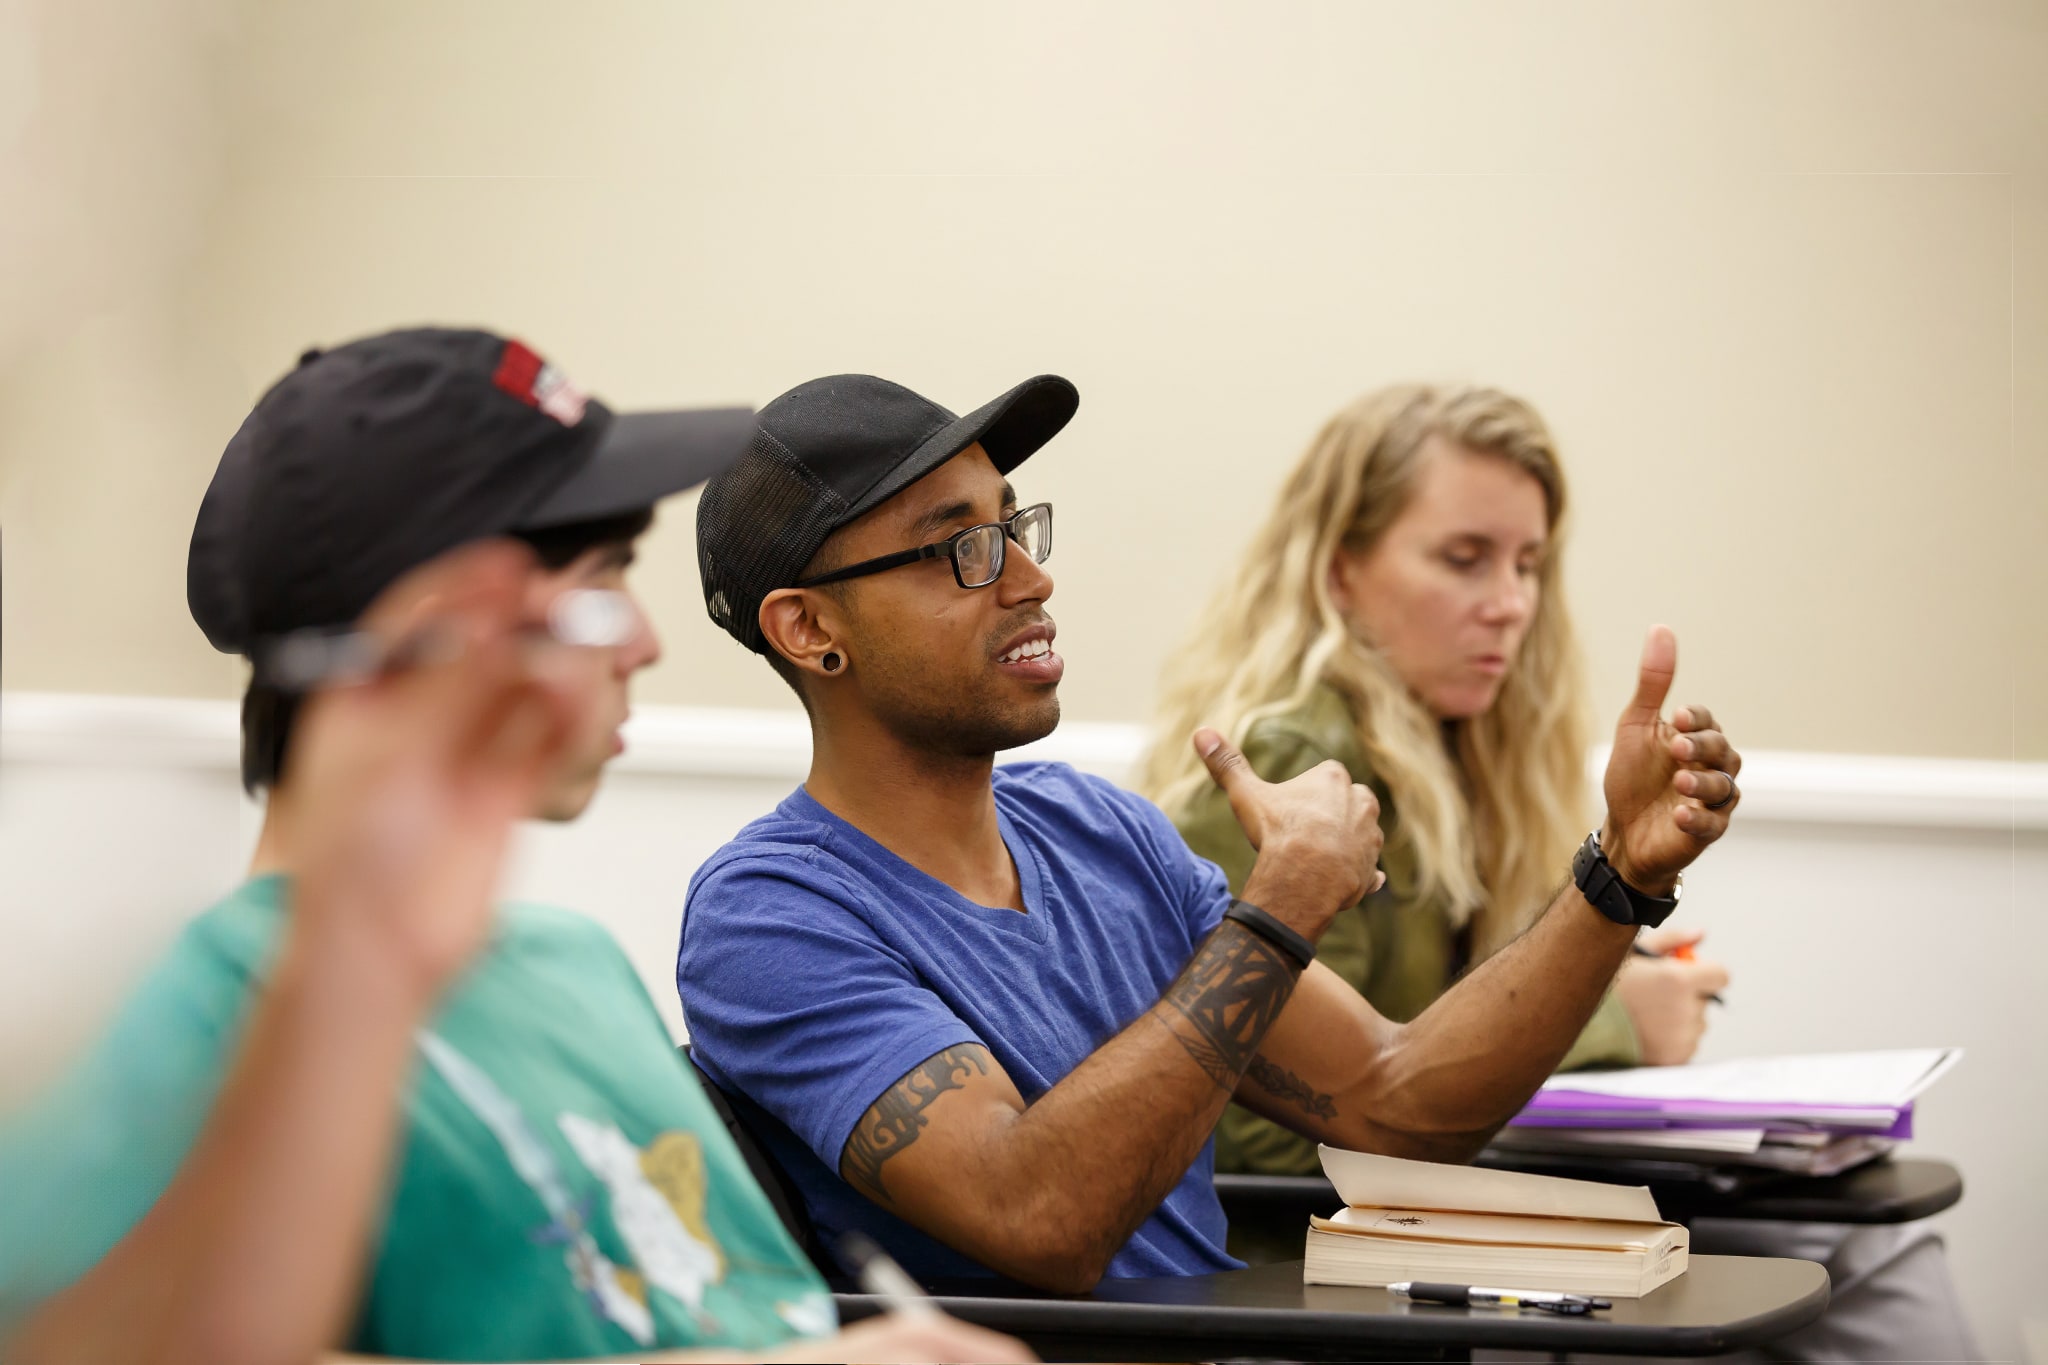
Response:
[680,373,1745,1290]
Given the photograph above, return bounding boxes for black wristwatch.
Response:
[1572,829,1681,928]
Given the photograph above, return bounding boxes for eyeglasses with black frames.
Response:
[796,502,1053,591]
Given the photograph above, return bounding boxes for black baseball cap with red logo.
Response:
[189,326,754,656]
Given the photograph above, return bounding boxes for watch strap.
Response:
[1572,831,1680,929]
[1221,898,1317,969]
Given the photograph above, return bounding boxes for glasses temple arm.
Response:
[794,543,945,588]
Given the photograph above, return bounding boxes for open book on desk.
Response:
[1303,1146,1688,1299]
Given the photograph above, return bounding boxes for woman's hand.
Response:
[1614,927,1732,1065]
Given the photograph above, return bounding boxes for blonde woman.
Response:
[1144,383,1979,1359]
[1147,383,1726,1178]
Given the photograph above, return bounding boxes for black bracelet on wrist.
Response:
[1221,898,1317,969]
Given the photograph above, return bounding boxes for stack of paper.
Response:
[1493,1048,1961,1177]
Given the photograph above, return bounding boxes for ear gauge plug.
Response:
[822,652,842,673]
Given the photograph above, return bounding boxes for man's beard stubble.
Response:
[856,620,1061,759]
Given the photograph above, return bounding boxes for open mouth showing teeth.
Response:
[1000,637,1052,664]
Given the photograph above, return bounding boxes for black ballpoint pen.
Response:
[253,587,640,693]
[1389,1281,1612,1315]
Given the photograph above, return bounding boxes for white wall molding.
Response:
[0,692,242,770]
[1586,747,2048,834]
[6,691,2047,832]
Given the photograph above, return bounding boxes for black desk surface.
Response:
[1217,1155,1963,1228]
[834,1255,1831,1362]
[1617,1155,1958,1225]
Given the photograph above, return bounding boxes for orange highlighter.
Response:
[1629,938,1724,1005]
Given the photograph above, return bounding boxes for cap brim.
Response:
[520,406,757,530]
[841,374,1078,524]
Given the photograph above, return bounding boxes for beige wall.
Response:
[3,0,2044,756]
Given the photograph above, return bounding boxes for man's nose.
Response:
[995,537,1054,605]
[616,595,661,673]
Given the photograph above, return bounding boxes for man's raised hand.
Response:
[1193,728,1387,941]
[1599,626,1742,897]
[288,540,586,1000]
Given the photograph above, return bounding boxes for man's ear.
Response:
[758,588,845,677]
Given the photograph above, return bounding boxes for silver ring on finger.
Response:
[1705,775,1738,811]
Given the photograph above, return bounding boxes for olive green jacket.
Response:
[1170,683,1640,1176]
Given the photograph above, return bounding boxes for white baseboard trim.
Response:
[1,693,242,769]
[5,691,2046,832]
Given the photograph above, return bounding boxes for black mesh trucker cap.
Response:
[697,372,1079,654]
[189,326,754,655]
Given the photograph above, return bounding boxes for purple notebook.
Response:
[1510,1092,1914,1139]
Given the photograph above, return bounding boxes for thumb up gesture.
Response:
[1192,729,1387,941]
[1599,626,1742,897]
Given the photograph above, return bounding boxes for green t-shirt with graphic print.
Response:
[0,876,834,1362]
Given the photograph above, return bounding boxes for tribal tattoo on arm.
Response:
[1245,1053,1338,1122]
[840,1043,992,1205]
[1155,922,1305,1092]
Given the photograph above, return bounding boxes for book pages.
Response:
[1318,1145,1663,1223]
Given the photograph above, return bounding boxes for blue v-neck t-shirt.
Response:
[676,761,1239,1280]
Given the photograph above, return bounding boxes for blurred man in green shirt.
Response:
[0,328,1027,1365]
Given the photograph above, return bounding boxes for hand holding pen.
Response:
[1631,928,1728,1007]
[1616,927,1731,1066]
[817,1233,1039,1363]
[281,540,603,997]
[256,582,641,693]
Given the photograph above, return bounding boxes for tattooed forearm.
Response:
[840,1044,991,1205]
[1156,923,1303,1092]
[1245,1053,1338,1122]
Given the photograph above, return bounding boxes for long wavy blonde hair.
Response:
[1141,384,1589,957]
